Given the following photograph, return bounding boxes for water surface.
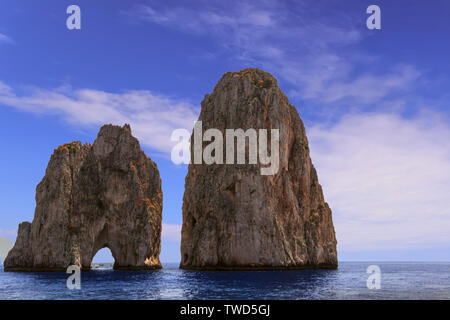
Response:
[0,262,448,299]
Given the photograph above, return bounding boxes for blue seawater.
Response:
[0,262,448,300]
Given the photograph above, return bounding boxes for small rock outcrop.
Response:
[180,68,337,270]
[5,124,162,271]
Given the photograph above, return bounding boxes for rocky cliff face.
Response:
[180,68,337,270]
[4,124,162,271]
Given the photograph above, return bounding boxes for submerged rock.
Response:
[180,68,337,270]
[5,124,162,271]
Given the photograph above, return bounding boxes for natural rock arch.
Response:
[91,245,114,268]
[90,225,115,264]
[5,124,162,271]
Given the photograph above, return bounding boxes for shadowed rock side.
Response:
[180,68,337,270]
[4,124,162,271]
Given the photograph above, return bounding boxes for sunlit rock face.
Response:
[180,68,337,270]
[4,124,162,271]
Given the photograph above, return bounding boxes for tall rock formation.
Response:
[180,68,337,270]
[5,124,162,271]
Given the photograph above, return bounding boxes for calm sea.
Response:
[0,262,449,300]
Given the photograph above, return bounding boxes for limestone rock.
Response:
[4,124,162,271]
[180,68,337,270]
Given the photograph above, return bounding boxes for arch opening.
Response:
[91,247,114,270]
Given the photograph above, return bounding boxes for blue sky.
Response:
[0,0,449,263]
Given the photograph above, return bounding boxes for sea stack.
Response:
[4,124,162,271]
[180,68,337,270]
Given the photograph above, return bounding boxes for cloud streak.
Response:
[129,0,420,107]
[0,229,17,239]
[308,111,450,252]
[0,33,11,43]
[0,237,14,261]
[0,82,199,154]
[162,223,181,243]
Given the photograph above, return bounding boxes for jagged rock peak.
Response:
[5,124,162,271]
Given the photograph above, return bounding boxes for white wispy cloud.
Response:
[132,1,277,34]
[0,33,11,43]
[129,1,424,109]
[322,65,420,103]
[0,229,17,238]
[0,237,14,261]
[0,81,199,153]
[282,59,421,105]
[131,0,361,54]
[162,223,181,243]
[308,111,450,252]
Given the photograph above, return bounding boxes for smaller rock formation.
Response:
[4,124,162,271]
